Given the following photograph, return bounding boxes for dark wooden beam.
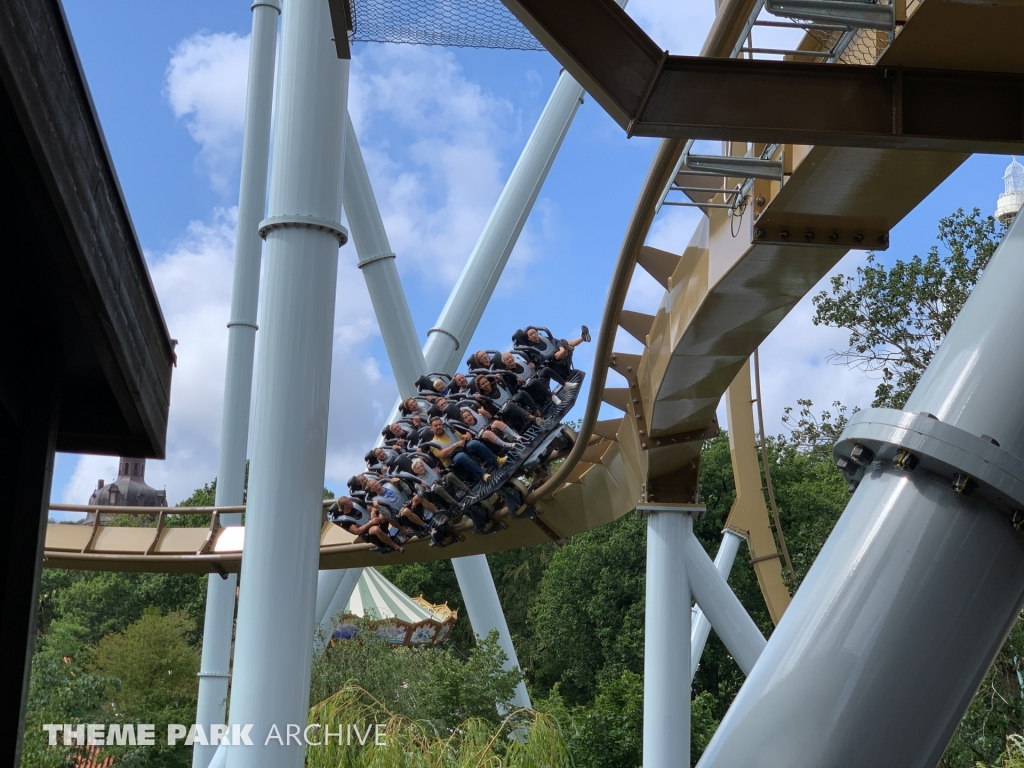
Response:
[0,0,175,457]
[327,0,353,59]
[0,362,60,767]
[501,0,1024,153]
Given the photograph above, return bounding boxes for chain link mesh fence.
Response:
[837,28,891,65]
[350,0,545,50]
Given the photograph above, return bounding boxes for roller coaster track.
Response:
[43,2,974,623]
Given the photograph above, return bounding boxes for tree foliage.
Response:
[942,617,1024,768]
[812,208,1002,408]
[88,609,199,716]
[310,624,522,731]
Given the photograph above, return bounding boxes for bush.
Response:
[311,622,523,732]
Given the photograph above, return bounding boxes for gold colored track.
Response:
[43,0,980,625]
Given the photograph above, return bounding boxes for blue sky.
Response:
[52,0,1014,507]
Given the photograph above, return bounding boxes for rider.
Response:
[327,497,404,553]
[425,416,502,483]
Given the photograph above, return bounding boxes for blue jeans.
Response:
[450,440,498,481]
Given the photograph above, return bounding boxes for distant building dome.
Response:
[87,457,167,507]
[995,157,1024,225]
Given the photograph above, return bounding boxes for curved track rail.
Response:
[44,8,968,625]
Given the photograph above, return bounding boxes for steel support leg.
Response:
[225,0,348,763]
[643,509,692,768]
[683,532,765,676]
[422,68,591,714]
[451,555,532,709]
[193,4,278,766]
[420,68,586,374]
[343,118,425,398]
[697,219,1024,767]
[690,529,743,680]
[314,568,362,651]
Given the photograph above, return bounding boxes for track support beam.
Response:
[500,0,1024,153]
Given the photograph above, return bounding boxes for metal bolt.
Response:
[626,366,633,373]
[805,231,814,242]
[894,450,919,471]
[636,414,642,420]
[779,230,790,240]
[756,196,765,206]
[641,443,648,449]
[879,233,889,245]
[850,444,874,465]
[632,398,639,404]
[853,234,864,244]
[638,430,645,436]
[755,228,765,239]
[953,473,977,496]
[828,232,839,243]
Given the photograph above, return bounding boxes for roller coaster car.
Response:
[459,369,584,507]
[329,339,584,554]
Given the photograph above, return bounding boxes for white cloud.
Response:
[59,211,237,504]
[165,31,250,193]
[349,45,541,286]
[61,455,119,510]
[628,0,716,55]
[626,0,818,61]
[756,251,878,436]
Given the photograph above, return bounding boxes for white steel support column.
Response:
[697,216,1024,767]
[225,0,349,763]
[643,508,692,768]
[422,69,592,711]
[343,118,425,398]
[314,567,362,651]
[690,530,743,681]
[683,532,766,676]
[420,68,586,374]
[451,555,531,710]
[193,3,279,766]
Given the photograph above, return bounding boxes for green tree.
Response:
[88,609,200,715]
[43,570,207,647]
[812,208,1002,408]
[569,671,645,768]
[310,623,521,731]
[81,610,200,768]
[19,625,107,768]
[530,511,647,705]
[941,618,1024,767]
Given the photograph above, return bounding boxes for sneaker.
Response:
[497,456,507,467]
[581,325,591,342]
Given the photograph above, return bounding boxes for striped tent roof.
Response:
[332,567,457,646]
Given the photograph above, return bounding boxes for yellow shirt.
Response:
[430,433,456,467]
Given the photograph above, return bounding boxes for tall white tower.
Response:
[995,157,1024,225]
